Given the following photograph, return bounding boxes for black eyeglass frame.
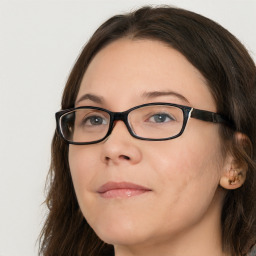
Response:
[55,102,234,145]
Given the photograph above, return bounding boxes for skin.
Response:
[69,39,234,256]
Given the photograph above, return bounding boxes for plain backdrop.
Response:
[0,0,255,255]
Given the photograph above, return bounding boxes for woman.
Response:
[39,6,256,256]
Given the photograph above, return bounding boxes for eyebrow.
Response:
[75,90,190,105]
[75,93,104,105]
[142,90,190,103]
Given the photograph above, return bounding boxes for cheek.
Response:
[152,124,223,178]
[150,140,220,180]
[68,146,99,206]
[140,134,223,234]
[147,129,223,208]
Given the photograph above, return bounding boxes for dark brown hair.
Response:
[39,6,256,256]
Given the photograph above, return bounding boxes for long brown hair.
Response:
[39,6,256,256]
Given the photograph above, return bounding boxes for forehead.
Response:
[77,38,216,111]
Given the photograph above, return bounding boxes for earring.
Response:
[228,169,240,185]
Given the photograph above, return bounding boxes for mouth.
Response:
[97,181,152,199]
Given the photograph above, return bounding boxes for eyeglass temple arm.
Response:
[190,108,235,128]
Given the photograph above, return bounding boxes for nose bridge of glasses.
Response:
[113,111,127,121]
[112,111,129,127]
[110,111,131,133]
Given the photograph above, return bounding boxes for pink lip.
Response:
[97,182,151,199]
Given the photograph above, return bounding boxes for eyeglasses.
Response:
[55,102,233,145]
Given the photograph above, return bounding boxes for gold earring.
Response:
[228,169,240,185]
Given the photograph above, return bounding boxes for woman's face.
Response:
[69,39,227,250]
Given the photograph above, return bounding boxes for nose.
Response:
[100,121,142,165]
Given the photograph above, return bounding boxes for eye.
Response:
[83,115,108,126]
[148,113,175,123]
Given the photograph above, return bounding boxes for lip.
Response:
[97,182,152,199]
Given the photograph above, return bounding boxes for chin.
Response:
[90,217,151,246]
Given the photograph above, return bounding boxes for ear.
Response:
[219,166,247,190]
[219,133,248,190]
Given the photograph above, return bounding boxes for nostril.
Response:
[120,155,130,160]
[104,155,130,161]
